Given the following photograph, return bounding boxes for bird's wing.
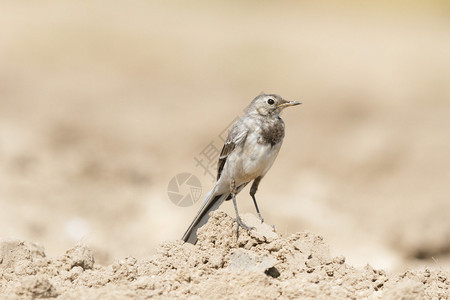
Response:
[217,120,247,181]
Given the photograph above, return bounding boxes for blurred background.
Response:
[1,0,449,271]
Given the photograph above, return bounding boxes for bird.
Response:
[182,93,301,244]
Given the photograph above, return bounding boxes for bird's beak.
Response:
[278,101,301,108]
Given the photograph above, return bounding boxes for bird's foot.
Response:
[257,213,264,224]
[234,217,255,238]
[271,224,276,232]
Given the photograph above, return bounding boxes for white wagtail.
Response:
[182,93,301,244]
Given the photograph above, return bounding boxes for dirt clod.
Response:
[1,212,448,299]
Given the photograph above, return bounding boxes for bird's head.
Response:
[248,93,301,117]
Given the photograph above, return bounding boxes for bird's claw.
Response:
[234,217,255,238]
[257,213,264,224]
[237,217,255,231]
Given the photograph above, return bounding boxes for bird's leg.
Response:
[231,180,254,238]
[250,176,264,223]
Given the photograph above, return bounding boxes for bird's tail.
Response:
[181,190,229,244]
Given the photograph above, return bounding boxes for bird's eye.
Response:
[267,99,275,105]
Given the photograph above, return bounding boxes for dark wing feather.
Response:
[217,140,235,180]
[216,119,247,181]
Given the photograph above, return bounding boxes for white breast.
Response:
[229,130,282,185]
[214,117,284,193]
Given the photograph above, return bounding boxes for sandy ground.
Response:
[1,0,450,298]
[1,212,449,299]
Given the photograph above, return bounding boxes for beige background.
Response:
[1,0,449,272]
